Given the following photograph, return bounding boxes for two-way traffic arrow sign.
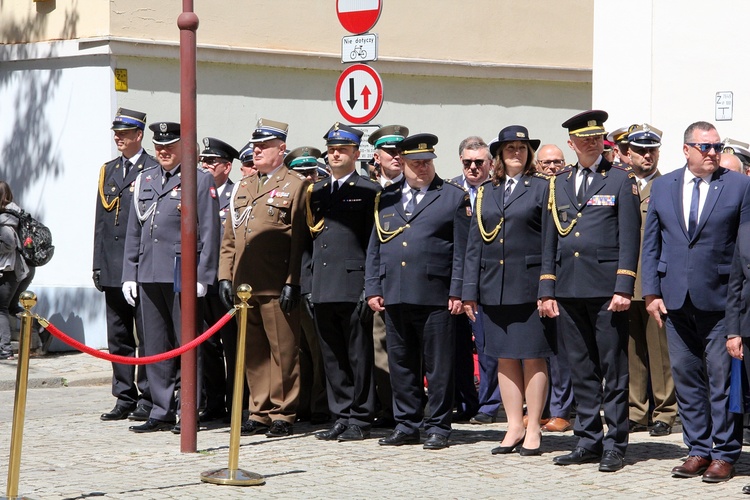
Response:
[335,64,384,124]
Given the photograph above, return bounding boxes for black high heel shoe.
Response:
[491,433,526,455]
[518,433,543,456]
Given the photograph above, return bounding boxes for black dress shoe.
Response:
[338,424,370,442]
[553,447,601,465]
[470,412,497,425]
[423,433,449,450]
[127,405,151,422]
[199,407,227,423]
[372,416,396,429]
[171,421,181,435]
[101,405,133,421]
[649,421,671,437]
[742,483,750,494]
[316,422,348,440]
[265,420,293,438]
[241,420,270,436]
[129,418,174,433]
[378,429,420,446]
[491,433,525,455]
[628,420,647,433]
[599,450,625,472]
[518,434,543,456]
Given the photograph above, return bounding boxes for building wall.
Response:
[593,0,750,172]
[0,0,109,44]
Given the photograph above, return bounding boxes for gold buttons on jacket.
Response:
[401,262,406,267]
[574,252,580,257]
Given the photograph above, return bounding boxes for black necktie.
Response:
[504,179,514,206]
[124,160,133,176]
[688,177,701,238]
[577,167,591,204]
[332,180,339,195]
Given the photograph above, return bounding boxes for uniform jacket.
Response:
[365,176,471,307]
[463,174,549,305]
[93,152,159,287]
[305,172,380,303]
[539,158,641,299]
[218,166,310,296]
[122,164,220,286]
[726,223,750,337]
[217,179,233,232]
[642,166,750,312]
[633,170,660,301]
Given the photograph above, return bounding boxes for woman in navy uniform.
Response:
[463,126,554,456]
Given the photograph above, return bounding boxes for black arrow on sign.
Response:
[347,78,358,109]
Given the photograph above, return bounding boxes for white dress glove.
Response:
[122,281,138,307]
[197,282,207,298]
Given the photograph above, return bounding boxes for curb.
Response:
[0,375,110,391]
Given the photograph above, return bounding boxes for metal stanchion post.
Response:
[200,284,264,486]
[2,291,38,500]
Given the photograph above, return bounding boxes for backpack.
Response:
[1,208,54,267]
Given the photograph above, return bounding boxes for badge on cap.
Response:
[203,138,210,147]
[160,123,168,133]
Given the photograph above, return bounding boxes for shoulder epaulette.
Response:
[443,178,467,191]
[293,171,307,180]
[555,165,574,176]
[611,163,632,172]
[533,172,550,180]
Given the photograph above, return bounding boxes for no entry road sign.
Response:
[335,64,384,124]
[336,0,382,35]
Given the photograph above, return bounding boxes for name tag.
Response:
[587,195,615,206]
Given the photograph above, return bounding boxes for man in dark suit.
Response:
[643,121,750,482]
[197,137,244,424]
[217,119,310,438]
[539,110,640,472]
[624,124,677,437]
[451,136,495,424]
[122,121,221,433]
[365,133,471,450]
[305,124,380,442]
[94,108,157,423]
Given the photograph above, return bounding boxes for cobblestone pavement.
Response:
[0,353,748,499]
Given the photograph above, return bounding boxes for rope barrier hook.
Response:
[200,284,265,486]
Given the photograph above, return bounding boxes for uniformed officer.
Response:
[197,137,245,423]
[94,107,156,423]
[122,121,221,433]
[287,146,331,425]
[722,138,750,174]
[366,125,409,428]
[624,124,677,437]
[305,125,380,442]
[365,133,471,450]
[607,126,631,167]
[539,110,640,471]
[218,118,310,438]
[238,141,258,178]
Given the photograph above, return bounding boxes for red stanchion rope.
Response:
[37,308,237,365]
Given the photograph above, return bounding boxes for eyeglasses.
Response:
[201,158,228,166]
[686,142,724,153]
[462,159,487,168]
[538,159,565,166]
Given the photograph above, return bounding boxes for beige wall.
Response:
[0,0,110,43]
[4,0,593,71]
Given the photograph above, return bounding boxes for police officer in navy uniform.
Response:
[197,137,245,423]
[122,121,221,433]
[539,110,640,471]
[365,133,471,450]
[305,125,380,442]
[94,108,157,422]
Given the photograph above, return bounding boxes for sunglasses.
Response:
[462,159,487,168]
[686,142,724,153]
[201,157,228,165]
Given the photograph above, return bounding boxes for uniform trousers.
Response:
[547,322,574,419]
[314,302,375,428]
[666,295,741,463]
[138,283,181,422]
[372,311,393,420]
[627,300,677,426]
[245,295,300,425]
[472,308,501,416]
[200,293,247,415]
[104,287,150,410]
[298,305,329,419]
[557,297,629,455]
[454,313,479,417]
[385,304,455,437]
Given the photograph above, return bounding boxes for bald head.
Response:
[721,153,743,173]
[536,144,565,174]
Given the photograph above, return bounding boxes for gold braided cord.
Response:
[548,175,577,236]
[98,163,119,212]
[305,183,324,236]
[475,185,504,243]
[374,191,407,243]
